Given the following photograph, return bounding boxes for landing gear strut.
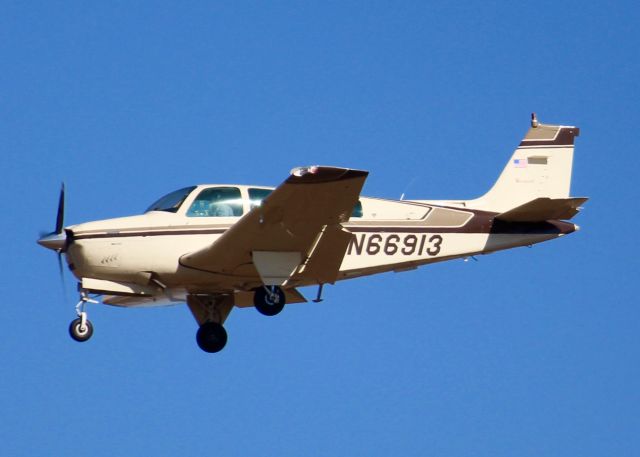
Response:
[69,291,97,342]
[187,294,233,354]
[254,285,286,316]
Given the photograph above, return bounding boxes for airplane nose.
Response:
[37,232,67,251]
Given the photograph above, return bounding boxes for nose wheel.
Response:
[69,291,97,343]
[69,315,93,342]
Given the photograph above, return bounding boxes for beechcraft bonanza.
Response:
[38,115,587,353]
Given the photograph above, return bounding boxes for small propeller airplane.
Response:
[38,114,587,353]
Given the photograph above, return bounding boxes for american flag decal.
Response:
[513,158,528,168]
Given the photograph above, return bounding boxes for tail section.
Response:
[495,197,588,222]
[468,114,580,213]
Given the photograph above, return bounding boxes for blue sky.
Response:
[2,1,639,455]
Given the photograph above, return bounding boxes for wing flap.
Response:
[294,225,354,284]
[496,197,588,222]
[180,166,368,284]
[253,251,302,286]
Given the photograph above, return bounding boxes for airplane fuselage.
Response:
[65,189,576,304]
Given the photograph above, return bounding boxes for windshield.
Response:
[145,186,196,213]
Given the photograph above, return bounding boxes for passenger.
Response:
[209,195,234,217]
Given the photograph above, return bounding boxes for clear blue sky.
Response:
[2,1,639,456]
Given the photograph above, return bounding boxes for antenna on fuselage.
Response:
[312,284,324,303]
[399,176,418,201]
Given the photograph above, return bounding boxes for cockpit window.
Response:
[187,187,244,217]
[145,186,196,213]
[248,188,273,210]
[351,200,363,218]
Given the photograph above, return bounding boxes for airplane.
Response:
[37,114,587,354]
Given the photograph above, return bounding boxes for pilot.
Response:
[190,199,210,217]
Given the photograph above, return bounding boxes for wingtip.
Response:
[287,166,368,184]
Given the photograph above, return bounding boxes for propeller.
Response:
[55,182,65,234]
[37,183,67,251]
[37,183,70,296]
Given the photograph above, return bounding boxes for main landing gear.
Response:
[196,322,228,353]
[254,285,286,316]
[189,287,286,354]
[69,291,97,342]
[187,294,233,354]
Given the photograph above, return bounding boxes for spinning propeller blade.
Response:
[37,183,70,299]
[55,183,65,234]
[37,183,68,252]
[57,251,68,298]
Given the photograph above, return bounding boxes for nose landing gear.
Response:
[69,291,97,342]
[69,316,93,342]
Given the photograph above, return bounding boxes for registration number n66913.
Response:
[347,233,443,257]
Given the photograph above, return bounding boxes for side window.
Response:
[351,200,363,218]
[187,187,243,217]
[248,188,273,210]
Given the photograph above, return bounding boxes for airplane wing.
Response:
[180,166,368,286]
[495,197,589,222]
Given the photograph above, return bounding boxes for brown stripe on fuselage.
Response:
[519,126,580,147]
[71,207,575,242]
[347,219,572,235]
[73,228,228,240]
[490,219,575,235]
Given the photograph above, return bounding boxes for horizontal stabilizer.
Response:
[496,197,588,222]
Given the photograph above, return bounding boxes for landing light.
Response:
[290,166,319,177]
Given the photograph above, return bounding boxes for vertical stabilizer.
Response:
[468,115,580,213]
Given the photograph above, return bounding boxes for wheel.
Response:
[69,317,93,342]
[196,322,228,353]
[254,286,286,316]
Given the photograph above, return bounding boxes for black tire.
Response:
[254,286,286,316]
[69,318,93,342]
[196,322,228,353]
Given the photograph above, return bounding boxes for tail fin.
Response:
[469,114,580,213]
